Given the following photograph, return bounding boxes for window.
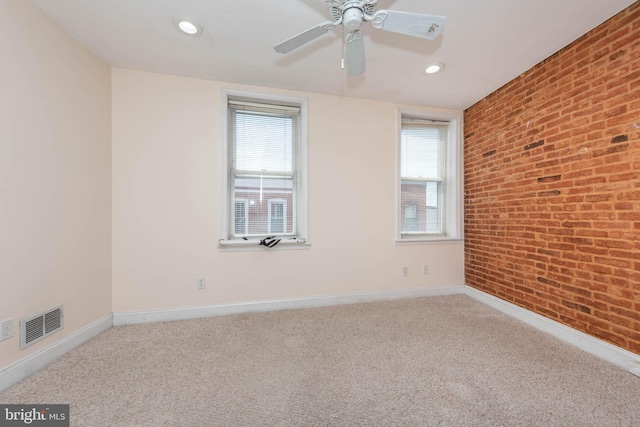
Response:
[397,111,462,243]
[404,203,419,232]
[268,199,286,234]
[220,91,308,249]
[234,199,248,235]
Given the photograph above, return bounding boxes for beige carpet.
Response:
[1,295,640,426]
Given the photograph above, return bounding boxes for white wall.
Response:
[112,69,464,313]
[0,0,112,370]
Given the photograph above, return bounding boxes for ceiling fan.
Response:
[274,0,446,77]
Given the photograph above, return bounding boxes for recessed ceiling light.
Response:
[174,18,203,37]
[424,63,444,74]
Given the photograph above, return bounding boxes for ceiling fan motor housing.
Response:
[343,3,364,31]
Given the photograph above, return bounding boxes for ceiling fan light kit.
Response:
[274,0,446,77]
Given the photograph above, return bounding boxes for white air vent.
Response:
[21,305,64,349]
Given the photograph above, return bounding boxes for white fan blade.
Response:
[274,21,335,54]
[371,10,446,40]
[345,30,366,76]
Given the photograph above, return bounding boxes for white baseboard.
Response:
[113,285,466,326]
[464,286,640,372]
[0,314,113,393]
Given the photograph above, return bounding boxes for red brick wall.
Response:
[464,3,640,354]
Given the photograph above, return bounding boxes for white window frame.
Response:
[268,199,287,234]
[396,108,463,244]
[219,89,309,251]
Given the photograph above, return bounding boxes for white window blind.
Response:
[400,118,448,236]
[227,99,300,239]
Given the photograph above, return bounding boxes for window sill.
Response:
[395,237,463,246]
[218,238,310,252]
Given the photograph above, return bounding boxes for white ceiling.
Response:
[29,0,636,110]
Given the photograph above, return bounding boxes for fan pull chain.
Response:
[341,26,345,69]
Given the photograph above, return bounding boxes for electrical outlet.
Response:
[422,264,429,275]
[0,319,14,341]
[629,361,640,378]
[402,267,408,277]
[197,277,206,290]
